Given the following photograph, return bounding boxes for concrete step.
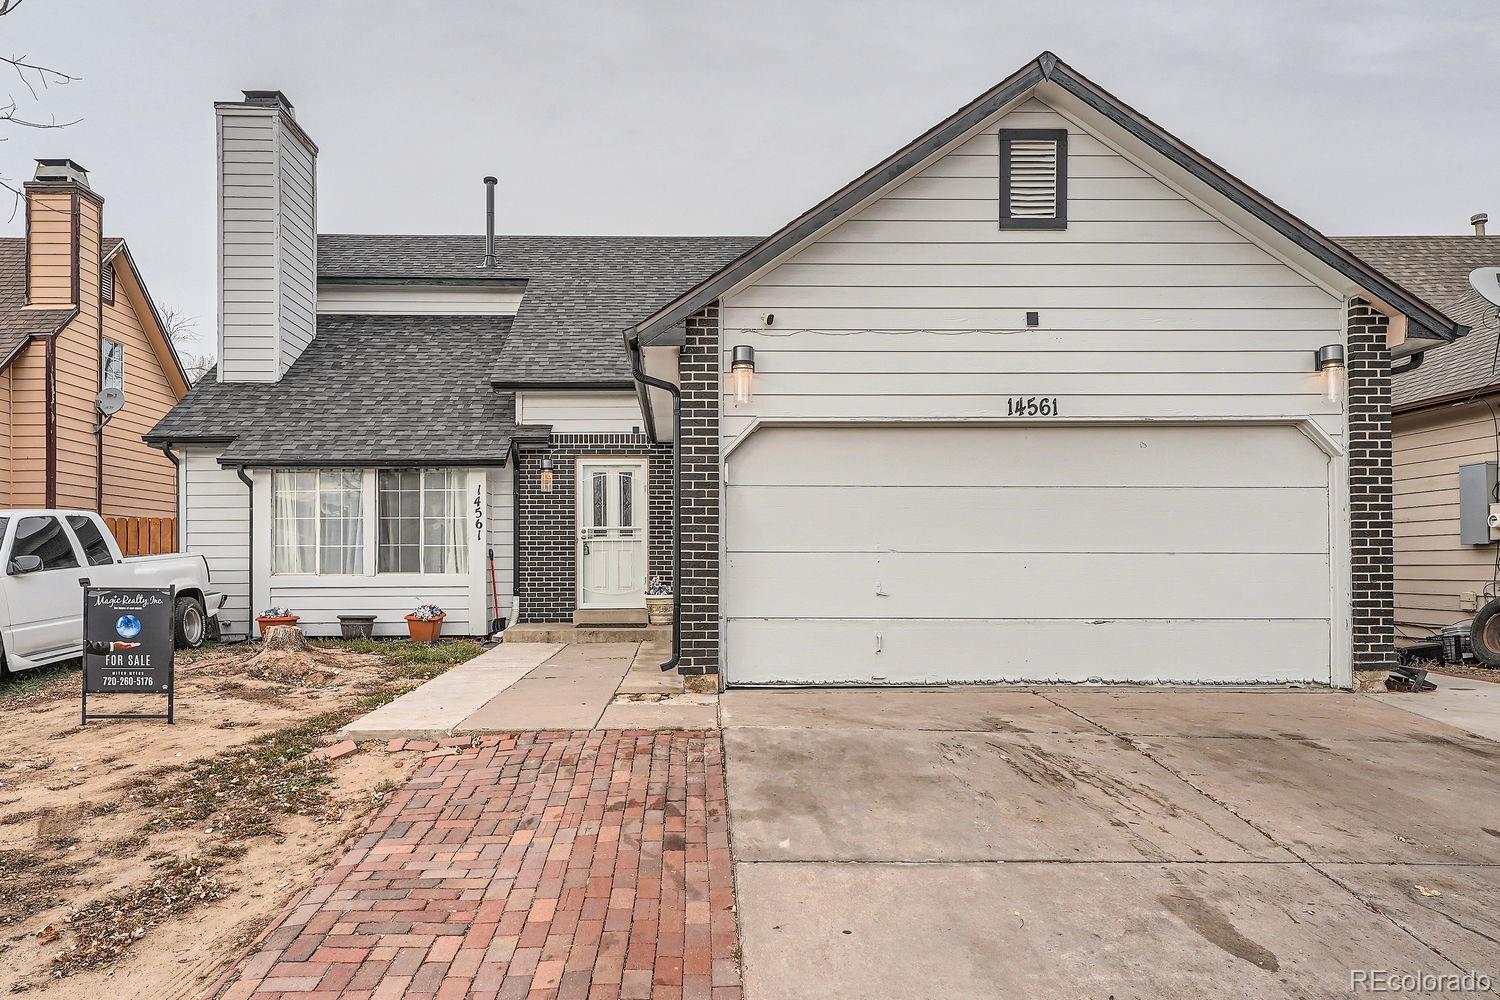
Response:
[574,608,648,626]
[504,622,670,645]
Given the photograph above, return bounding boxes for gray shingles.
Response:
[0,238,74,364]
[147,314,546,466]
[1337,236,1500,407]
[317,235,759,385]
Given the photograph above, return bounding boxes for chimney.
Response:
[1472,213,1488,237]
[215,90,318,383]
[24,158,102,308]
[482,176,498,268]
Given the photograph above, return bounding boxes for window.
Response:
[378,469,467,574]
[12,516,79,571]
[999,128,1067,229]
[101,261,115,303]
[101,338,124,394]
[272,470,363,575]
[67,515,116,566]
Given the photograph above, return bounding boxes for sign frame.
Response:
[80,580,176,725]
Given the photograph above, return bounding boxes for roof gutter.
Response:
[625,327,681,673]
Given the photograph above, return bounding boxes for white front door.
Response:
[578,460,647,609]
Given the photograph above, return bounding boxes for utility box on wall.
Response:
[1459,461,1498,545]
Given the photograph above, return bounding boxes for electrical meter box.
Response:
[1459,461,1499,544]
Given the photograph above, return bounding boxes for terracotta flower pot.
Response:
[256,614,300,639]
[405,613,445,643]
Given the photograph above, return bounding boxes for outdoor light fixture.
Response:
[539,456,555,493]
[730,345,756,406]
[1315,344,1346,407]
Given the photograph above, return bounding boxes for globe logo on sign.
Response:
[115,614,142,640]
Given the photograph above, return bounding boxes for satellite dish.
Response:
[95,387,124,416]
[1470,267,1500,307]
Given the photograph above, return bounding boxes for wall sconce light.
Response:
[1314,344,1346,407]
[731,345,756,406]
[539,456,555,493]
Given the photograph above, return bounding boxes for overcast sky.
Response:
[2,0,1496,359]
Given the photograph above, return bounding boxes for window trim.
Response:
[998,127,1068,230]
[101,337,125,395]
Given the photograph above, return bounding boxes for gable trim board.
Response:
[629,51,1462,353]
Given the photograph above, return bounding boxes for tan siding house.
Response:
[0,160,190,528]
[1341,234,1500,643]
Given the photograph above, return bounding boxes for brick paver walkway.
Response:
[216,731,740,1000]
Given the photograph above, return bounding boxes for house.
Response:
[1338,225,1500,648]
[2,159,189,540]
[149,58,1467,687]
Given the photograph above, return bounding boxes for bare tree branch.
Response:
[0,1,80,216]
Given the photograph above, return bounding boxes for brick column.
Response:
[677,305,721,674]
[1346,299,1394,675]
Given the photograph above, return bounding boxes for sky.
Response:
[1,0,1497,360]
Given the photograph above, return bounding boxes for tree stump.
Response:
[262,624,310,652]
[246,624,343,684]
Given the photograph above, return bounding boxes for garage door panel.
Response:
[727,485,1329,554]
[727,618,1332,684]
[725,552,1331,620]
[729,425,1329,489]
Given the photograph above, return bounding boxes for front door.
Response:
[578,459,647,609]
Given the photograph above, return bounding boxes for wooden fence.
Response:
[104,516,177,557]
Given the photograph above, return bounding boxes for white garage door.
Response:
[724,424,1333,685]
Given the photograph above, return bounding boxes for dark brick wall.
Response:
[677,306,721,675]
[1347,300,1394,674]
[514,433,672,624]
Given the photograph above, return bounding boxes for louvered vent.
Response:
[101,261,114,302]
[1000,129,1067,229]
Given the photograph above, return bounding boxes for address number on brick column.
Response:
[1005,396,1060,417]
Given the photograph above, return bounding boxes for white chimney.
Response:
[215,91,318,383]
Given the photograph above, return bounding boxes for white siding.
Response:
[277,124,317,375]
[487,465,516,624]
[317,283,524,315]
[515,392,644,434]
[181,447,252,638]
[215,104,317,383]
[719,97,1346,447]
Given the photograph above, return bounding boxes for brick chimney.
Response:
[24,158,102,308]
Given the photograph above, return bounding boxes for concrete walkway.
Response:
[1369,674,1500,741]
[341,640,716,740]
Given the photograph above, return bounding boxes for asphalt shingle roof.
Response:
[0,238,74,364]
[317,235,759,385]
[146,314,546,466]
[1337,236,1500,408]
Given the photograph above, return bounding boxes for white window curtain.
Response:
[378,468,467,575]
[272,470,363,575]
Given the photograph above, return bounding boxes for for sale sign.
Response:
[81,585,175,723]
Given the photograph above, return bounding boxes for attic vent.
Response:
[101,261,114,303]
[999,129,1067,229]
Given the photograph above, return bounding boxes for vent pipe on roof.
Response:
[1472,213,1488,237]
[482,176,498,267]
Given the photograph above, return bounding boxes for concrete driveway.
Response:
[721,688,1500,999]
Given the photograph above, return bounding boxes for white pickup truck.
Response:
[0,510,224,674]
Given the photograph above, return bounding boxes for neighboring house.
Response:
[2,159,189,537]
[1339,228,1500,645]
[150,58,1465,688]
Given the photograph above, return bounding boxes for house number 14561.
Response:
[1006,396,1060,417]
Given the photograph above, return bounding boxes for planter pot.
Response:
[405,613,445,643]
[256,614,300,639]
[338,614,377,640]
[645,595,673,626]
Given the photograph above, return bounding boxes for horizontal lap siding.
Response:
[183,448,251,637]
[52,194,102,511]
[515,392,646,434]
[487,465,515,623]
[268,583,473,637]
[1393,400,1500,635]
[101,265,181,517]
[277,130,317,374]
[720,98,1344,450]
[218,112,280,382]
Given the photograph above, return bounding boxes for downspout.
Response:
[1391,351,1425,377]
[156,443,181,548]
[625,330,681,672]
[234,466,254,638]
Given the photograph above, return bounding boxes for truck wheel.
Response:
[1471,597,1500,666]
[174,596,206,649]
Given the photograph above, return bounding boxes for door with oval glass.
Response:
[577,459,647,609]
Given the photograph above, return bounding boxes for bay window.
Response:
[272,470,364,575]
[378,468,467,574]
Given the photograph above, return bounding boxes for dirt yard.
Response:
[0,635,485,998]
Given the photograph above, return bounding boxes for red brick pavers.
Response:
[215,731,740,1000]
